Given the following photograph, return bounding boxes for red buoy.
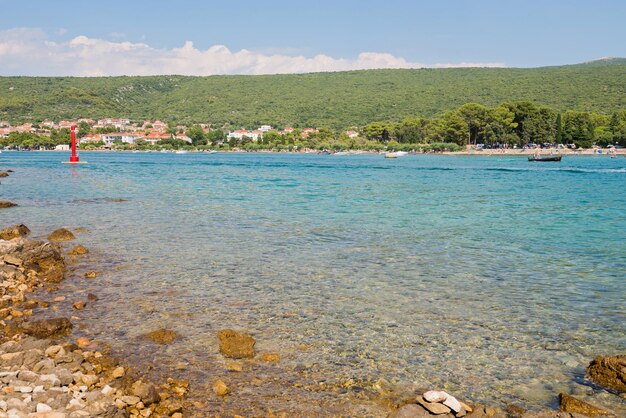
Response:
[70,125,79,162]
[63,125,87,164]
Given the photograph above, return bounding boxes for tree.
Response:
[206,129,226,145]
[362,122,392,141]
[555,113,563,143]
[186,125,206,146]
[430,112,468,145]
[77,121,91,138]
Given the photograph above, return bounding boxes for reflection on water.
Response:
[2,152,625,415]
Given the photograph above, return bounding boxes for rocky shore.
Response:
[2,167,624,417]
[0,220,188,417]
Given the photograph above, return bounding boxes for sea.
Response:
[1,151,625,416]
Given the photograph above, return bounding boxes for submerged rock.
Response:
[0,171,9,177]
[21,318,73,338]
[559,393,611,416]
[0,224,30,240]
[73,301,87,310]
[259,352,281,363]
[416,395,452,415]
[143,328,180,345]
[47,228,76,242]
[68,244,89,255]
[84,270,99,278]
[217,329,256,358]
[0,200,17,208]
[213,379,230,396]
[587,355,626,393]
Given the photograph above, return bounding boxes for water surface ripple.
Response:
[1,152,625,414]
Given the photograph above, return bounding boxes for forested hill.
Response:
[1,59,624,129]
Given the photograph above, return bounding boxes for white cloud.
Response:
[0,28,506,76]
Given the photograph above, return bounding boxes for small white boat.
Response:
[175,150,189,154]
[333,151,350,156]
[384,151,407,158]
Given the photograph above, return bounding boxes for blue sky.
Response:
[1,0,624,75]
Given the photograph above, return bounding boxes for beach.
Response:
[1,152,625,417]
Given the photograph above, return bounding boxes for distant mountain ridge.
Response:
[0,59,624,129]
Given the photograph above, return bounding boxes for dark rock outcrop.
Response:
[587,355,626,393]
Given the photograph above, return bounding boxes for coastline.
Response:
[1,164,624,417]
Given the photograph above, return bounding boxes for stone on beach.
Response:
[131,380,160,405]
[422,390,463,413]
[0,224,30,240]
[587,355,626,393]
[0,171,9,177]
[388,403,432,418]
[47,228,76,242]
[68,244,89,255]
[416,395,452,415]
[559,393,612,416]
[217,329,256,358]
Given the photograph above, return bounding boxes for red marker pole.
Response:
[70,125,79,163]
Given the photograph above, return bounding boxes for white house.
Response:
[259,125,272,132]
[102,132,141,145]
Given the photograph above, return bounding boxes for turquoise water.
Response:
[1,151,625,414]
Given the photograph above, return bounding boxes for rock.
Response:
[131,380,160,405]
[259,352,281,363]
[21,317,73,338]
[84,271,99,279]
[36,403,52,413]
[217,329,256,358]
[121,395,141,405]
[72,301,86,310]
[587,355,626,393]
[416,395,452,415]
[213,379,230,396]
[3,254,23,266]
[143,329,180,345]
[226,361,243,372]
[559,393,611,416]
[87,293,98,301]
[0,201,17,208]
[0,224,30,240]
[0,171,8,177]
[111,366,125,378]
[1,239,66,283]
[68,245,89,255]
[74,227,90,233]
[45,344,66,358]
[47,228,76,242]
[424,391,449,403]
[76,337,91,348]
[443,396,463,413]
[388,404,432,418]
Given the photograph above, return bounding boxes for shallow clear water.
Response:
[1,151,625,414]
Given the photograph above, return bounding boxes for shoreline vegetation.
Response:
[1,169,625,417]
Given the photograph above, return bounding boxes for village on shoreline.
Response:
[2,103,625,155]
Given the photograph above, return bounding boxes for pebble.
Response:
[213,379,230,396]
[36,403,52,413]
[111,366,125,378]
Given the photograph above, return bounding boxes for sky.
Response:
[0,0,624,76]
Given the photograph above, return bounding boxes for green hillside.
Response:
[0,59,624,129]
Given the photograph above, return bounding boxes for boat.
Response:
[175,150,189,154]
[528,154,562,162]
[384,151,407,158]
